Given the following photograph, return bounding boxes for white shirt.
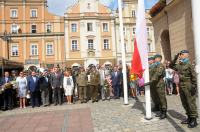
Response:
[32,76,36,83]
[165,68,173,79]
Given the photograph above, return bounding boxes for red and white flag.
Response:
[131,0,148,78]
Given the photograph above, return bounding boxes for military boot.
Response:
[181,116,190,124]
[159,111,167,120]
[188,118,198,128]
[155,112,162,117]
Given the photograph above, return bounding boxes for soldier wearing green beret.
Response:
[148,57,159,112]
[170,50,198,128]
[151,54,167,119]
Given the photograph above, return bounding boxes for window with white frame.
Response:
[46,23,52,33]
[88,39,94,49]
[147,43,151,52]
[10,9,18,18]
[11,45,19,56]
[133,27,136,35]
[87,23,93,31]
[31,24,37,33]
[30,44,38,56]
[103,39,109,50]
[147,27,150,36]
[46,43,53,55]
[124,43,127,53]
[30,9,37,18]
[11,24,18,34]
[71,23,77,32]
[132,10,136,17]
[123,27,126,35]
[71,40,78,51]
[103,23,108,32]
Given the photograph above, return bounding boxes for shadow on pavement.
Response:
[131,97,145,115]
[168,109,186,121]
[166,115,186,132]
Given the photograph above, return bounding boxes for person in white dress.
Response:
[63,71,74,104]
[16,71,27,108]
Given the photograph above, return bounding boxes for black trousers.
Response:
[30,91,39,107]
[53,87,62,105]
[2,89,13,109]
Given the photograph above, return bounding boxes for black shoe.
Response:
[32,106,35,108]
[181,117,191,124]
[155,112,162,117]
[159,112,167,120]
[92,100,95,103]
[188,118,198,128]
[54,103,57,106]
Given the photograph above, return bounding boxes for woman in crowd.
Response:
[165,65,174,95]
[63,71,74,104]
[16,71,27,108]
[173,71,180,96]
[129,73,137,98]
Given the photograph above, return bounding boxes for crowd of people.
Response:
[0,49,198,128]
[0,64,127,110]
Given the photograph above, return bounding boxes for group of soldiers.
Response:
[148,50,198,128]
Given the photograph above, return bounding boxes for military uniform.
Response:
[170,50,198,128]
[151,54,167,119]
[88,70,100,102]
[77,71,88,103]
[149,57,159,111]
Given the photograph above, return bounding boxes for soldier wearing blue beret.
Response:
[150,54,167,119]
[170,50,198,128]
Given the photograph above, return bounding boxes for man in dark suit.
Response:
[27,71,40,108]
[39,70,51,107]
[0,72,13,110]
[111,66,122,99]
[51,66,63,105]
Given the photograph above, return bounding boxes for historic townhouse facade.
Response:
[0,0,65,70]
[0,0,156,69]
[115,0,155,65]
[64,0,116,67]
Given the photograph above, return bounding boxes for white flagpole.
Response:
[118,0,128,105]
[191,0,200,115]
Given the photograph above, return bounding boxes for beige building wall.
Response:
[151,0,195,61]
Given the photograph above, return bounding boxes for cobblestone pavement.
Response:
[0,95,200,132]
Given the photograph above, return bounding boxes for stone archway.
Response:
[161,30,172,61]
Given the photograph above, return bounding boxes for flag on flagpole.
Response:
[131,0,148,78]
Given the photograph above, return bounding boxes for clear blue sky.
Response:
[47,0,158,16]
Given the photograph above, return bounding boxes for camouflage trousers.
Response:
[150,83,160,109]
[155,83,167,112]
[179,83,198,118]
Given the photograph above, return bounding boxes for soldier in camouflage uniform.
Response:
[170,50,198,128]
[151,54,167,119]
[88,66,100,103]
[149,57,160,112]
[77,67,88,103]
